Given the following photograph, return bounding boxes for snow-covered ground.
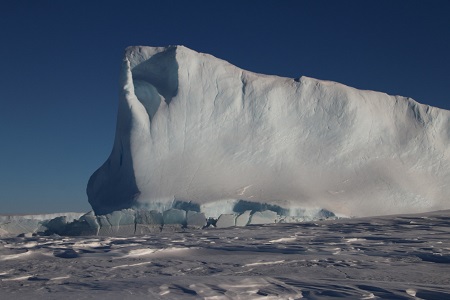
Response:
[1,210,449,299]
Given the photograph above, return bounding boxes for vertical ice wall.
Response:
[87,45,450,217]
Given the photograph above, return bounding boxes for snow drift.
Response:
[87,45,450,218]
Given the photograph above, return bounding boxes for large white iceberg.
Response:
[87,45,450,219]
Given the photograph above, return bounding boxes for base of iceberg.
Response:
[0,200,338,237]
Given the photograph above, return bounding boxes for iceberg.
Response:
[216,214,236,228]
[249,210,278,225]
[87,45,450,222]
[186,211,206,229]
[0,213,84,237]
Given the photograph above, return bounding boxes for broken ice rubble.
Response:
[0,202,336,237]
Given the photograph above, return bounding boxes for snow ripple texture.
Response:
[1,211,449,299]
[87,45,450,217]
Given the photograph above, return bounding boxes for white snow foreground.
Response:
[87,45,450,223]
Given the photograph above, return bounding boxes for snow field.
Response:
[1,210,449,299]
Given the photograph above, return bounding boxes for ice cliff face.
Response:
[87,45,450,217]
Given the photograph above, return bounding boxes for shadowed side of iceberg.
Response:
[87,47,180,215]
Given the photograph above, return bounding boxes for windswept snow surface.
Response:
[1,210,449,299]
[87,45,450,217]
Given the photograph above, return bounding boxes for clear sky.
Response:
[1,0,449,214]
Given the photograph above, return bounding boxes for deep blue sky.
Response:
[1,0,449,214]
